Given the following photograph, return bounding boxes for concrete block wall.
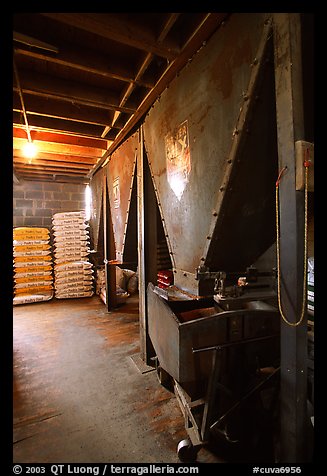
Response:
[13,180,86,229]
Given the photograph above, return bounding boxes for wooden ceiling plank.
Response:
[13,126,107,149]
[13,137,105,158]
[14,149,98,164]
[40,13,180,60]
[14,157,92,169]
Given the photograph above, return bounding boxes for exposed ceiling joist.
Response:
[40,13,180,60]
[13,12,229,182]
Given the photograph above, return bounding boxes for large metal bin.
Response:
[148,282,280,399]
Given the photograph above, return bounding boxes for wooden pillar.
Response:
[103,172,117,311]
[273,13,308,462]
[137,126,157,364]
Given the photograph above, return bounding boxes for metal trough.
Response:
[148,282,280,395]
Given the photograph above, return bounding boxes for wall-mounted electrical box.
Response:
[295,140,314,191]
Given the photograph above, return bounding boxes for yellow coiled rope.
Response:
[275,156,311,327]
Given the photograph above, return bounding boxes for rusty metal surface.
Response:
[105,133,138,262]
[143,13,274,290]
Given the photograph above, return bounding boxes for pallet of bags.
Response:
[52,211,94,299]
[13,227,54,305]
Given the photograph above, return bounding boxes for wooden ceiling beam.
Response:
[15,164,88,175]
[13,150,97,165]
[14,157,92,170]
[14,46,154,89]
[40,13,180,60]
[13,92,115,126]
[13,136,105,158]
[13,112,107,139]
[91,12,229,175]
[110,13,180,131]
[13,126,107,149]
[18,174,89,184]
[15,70,138,113]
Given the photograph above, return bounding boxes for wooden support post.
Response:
[137,126,157,364]
[103,172,117,311]
[273,13,308,462]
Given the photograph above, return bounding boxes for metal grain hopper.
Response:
[143,13,281,460]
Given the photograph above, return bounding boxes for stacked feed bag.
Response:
[52,211,94,299]
[13,227,53,305]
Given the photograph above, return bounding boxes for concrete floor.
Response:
[13,295,225,464]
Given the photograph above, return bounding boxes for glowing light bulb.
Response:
[23,141,37,160]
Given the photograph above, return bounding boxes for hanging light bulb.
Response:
[23,140,38,161]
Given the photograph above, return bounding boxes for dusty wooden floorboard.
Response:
[13,295,225,463]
